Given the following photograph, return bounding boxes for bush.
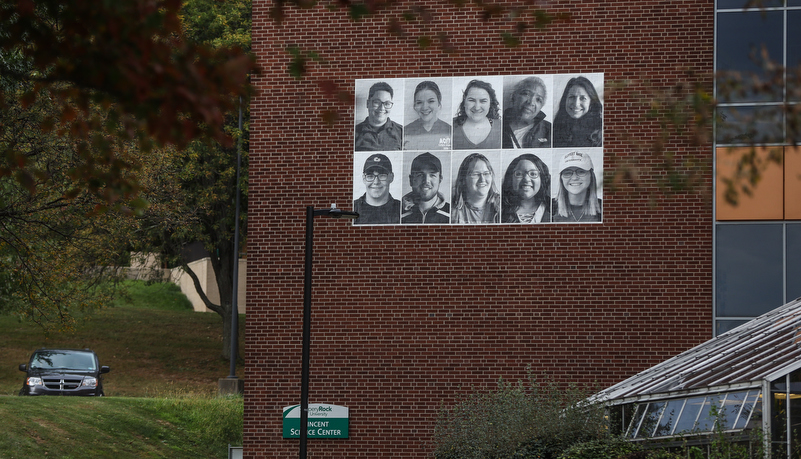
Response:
[557,437,640,459]
[432,370,607,459]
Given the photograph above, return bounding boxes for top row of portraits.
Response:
[354,74,603,152]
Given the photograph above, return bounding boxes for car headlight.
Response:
[81,377,98,387]
[26,377,43,386]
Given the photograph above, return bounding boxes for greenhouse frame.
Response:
[595,298,801,458]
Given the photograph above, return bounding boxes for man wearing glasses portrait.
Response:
[355,82,403,151]
[353,153,401,225]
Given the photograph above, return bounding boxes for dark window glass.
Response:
[719,391,747,429]
[734,390,760,429]
[716,224,783,317]
[636,402,666,438]
[655,399,685,436]
[716,105,784,144]
[716,319,748,335]
[697,395,724,432]
[718,0,784,8]
[674,396,705,434]
[788,224,801,301]
[789,12,801,102]
[716,11,783,102]
[627,404,647,439]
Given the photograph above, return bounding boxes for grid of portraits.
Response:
[352,74,604,225]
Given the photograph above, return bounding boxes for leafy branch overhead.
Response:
[0,0,258,200]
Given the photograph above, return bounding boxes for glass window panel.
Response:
[717,319,748,335]
[716,146,785,220]
[716,224,784,317]
[788,11,801,103]
[697,395,724,432]
[716,105,784,145]
[735,390,760,429]
[720,391,748,429]
[636,402,666,438]
[718,0,785,9]
[655,399,685,436]
[788,225,801,301]
[674,397,706,434]
[627,404,647,439]
[716,11,784,102]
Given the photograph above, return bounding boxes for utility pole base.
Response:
[218,378,244,395]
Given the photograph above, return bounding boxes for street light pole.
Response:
[300,204,358,459]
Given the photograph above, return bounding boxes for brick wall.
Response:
[246,0,713,456]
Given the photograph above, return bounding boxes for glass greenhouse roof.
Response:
[595,297,801,405]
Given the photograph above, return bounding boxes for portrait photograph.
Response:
[450,150,503,224]
[403,78,453,151]
[352,151,404,225]
[354,78,406,152]
[552,73,604,148]
[500,150,555,224]
[550,148,604,223]
[400,150,452,224]
[502,75,554,149]
[451,76,504,150]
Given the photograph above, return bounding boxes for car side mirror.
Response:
[19,364,27,372]
[100,366,110,374]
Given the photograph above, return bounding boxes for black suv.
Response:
[19,349,110,396]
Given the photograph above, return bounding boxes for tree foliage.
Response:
[0,0,256,201]
[0,0,255,331]
[125,0,252,359]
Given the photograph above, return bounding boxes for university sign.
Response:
[283,404,349,439]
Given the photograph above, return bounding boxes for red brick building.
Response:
[246,1,723,456]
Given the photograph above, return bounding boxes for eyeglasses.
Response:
[560,168,590,179]
[468,171,492,180]
[513,170,540,180]
[370,100,394,110]
[363,173,389,182]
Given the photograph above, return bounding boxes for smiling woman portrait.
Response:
[452,79,502,150]
[404,80,452,150]
[451,152,501,224]
[501,153,552,223]
[552,75,603,148]
[551,150,602,223]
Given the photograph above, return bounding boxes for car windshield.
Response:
[30,351,96,371]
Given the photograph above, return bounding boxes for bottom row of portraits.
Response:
[352,149,603,225]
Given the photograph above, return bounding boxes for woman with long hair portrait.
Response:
[452,79,502,150]
[501,153,551,223]
[451,153,500,224]
[553,76,603,148]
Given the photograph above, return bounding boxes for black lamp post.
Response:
[300,204,358,459]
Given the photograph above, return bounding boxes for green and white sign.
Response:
[283,404,349,439]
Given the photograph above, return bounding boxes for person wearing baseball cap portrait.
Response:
[353,154,401,224]
[552,150,602,223]
[401,152,450,224]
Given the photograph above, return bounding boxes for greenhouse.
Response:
[594,298,801,458]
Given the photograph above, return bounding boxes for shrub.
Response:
[557,437,640,459]
[432,370,607,459]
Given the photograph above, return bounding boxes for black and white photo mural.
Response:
[352,74,604,225]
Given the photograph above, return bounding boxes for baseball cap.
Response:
[363,154,393,174]
[410,152,441,174]
[558,151,594,173]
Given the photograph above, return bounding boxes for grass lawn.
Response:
[0,280,245,458]
[0,280,244,397]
